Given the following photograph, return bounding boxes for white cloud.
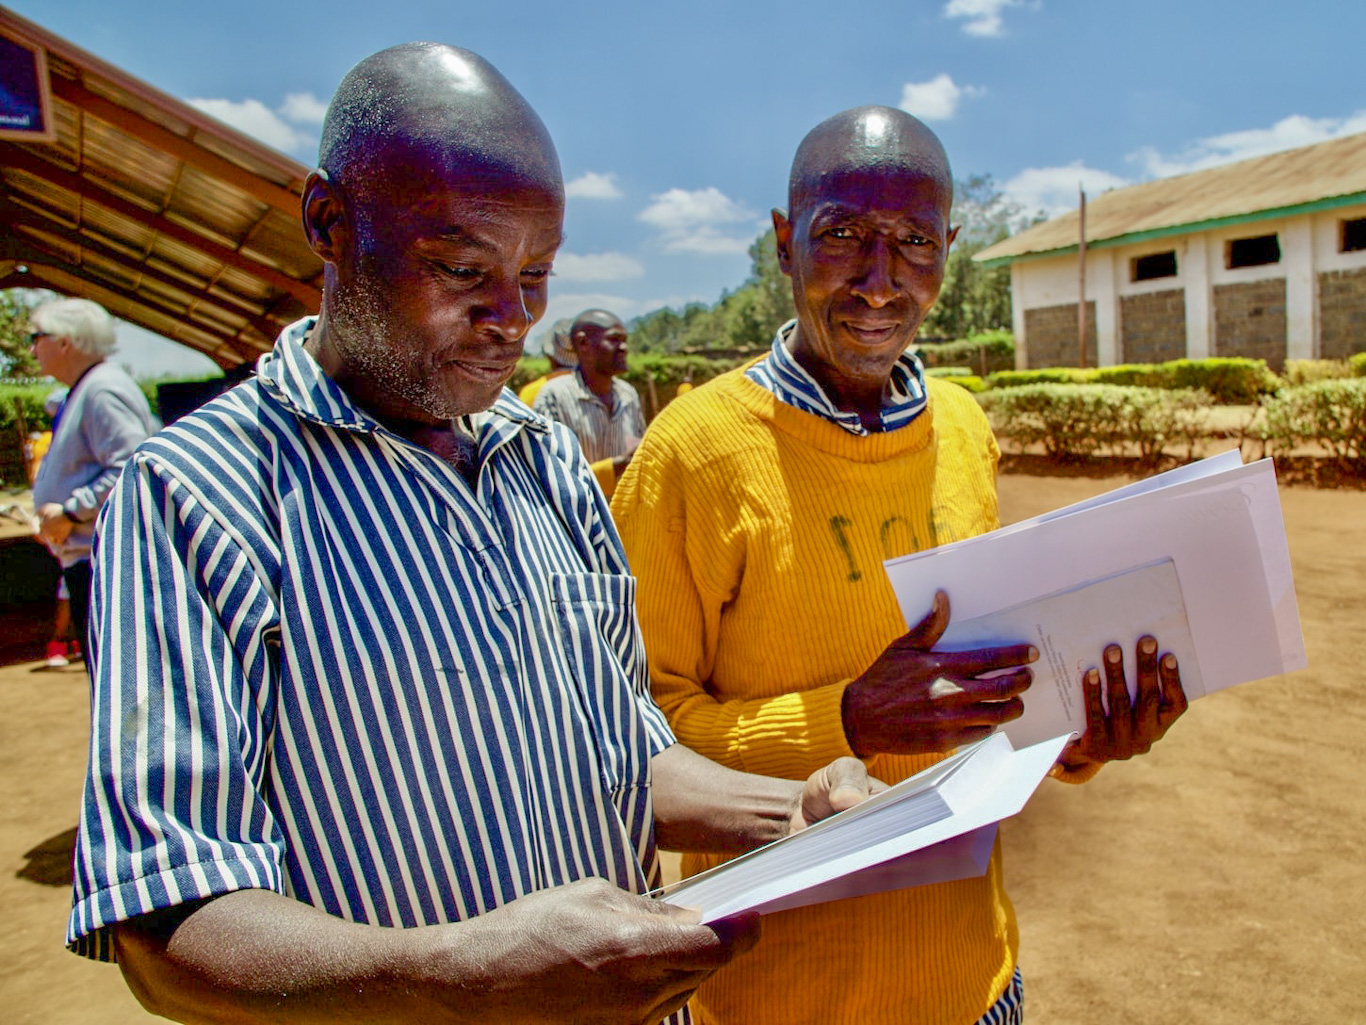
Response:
[637,186,760,254]
[943,0,1027,37]
[552,251,645,283]
[899,74,983,122]
[278,91,328,125]
[1002,162,1131,220]
[1129,110,1366,178]
[188,92,327,156]
[566,171,624,199]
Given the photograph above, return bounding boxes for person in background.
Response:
[70,44,877,1025]
[29,298,157,652]
[517,316,577,405]
[532,308,645,496]
[612,106,1188,1025]
[27,387,78,669]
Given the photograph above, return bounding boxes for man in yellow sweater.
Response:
[612,107,1187,1024]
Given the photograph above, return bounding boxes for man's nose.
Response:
[849,237,899,307]
[473,275,534,341]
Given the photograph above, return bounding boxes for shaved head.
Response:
[319,42,562,203]
[301,42,565,426]
[571,309,624,337]
[788,106,952,218]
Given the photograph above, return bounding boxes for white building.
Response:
[976,132,1366,371]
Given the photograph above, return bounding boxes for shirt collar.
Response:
[256,317,549,437]
[749,320,929,436]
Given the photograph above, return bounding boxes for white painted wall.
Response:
[1007,201,1366,364]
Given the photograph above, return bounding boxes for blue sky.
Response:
[14,0,1366,376]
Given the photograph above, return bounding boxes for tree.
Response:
[628,229,794,353]
[0,289,38,377]
[923,175,1025,341]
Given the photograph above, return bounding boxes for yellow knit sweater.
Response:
[613,367,1016,1025]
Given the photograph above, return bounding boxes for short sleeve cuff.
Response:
[68,855,285,962]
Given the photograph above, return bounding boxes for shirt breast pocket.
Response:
[548,572,653,795]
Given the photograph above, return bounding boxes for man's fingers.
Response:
[707,911,762,958]
[1132,636,1163,722]
[1157,651,1189,726]
[904,590,951,648]
[802,756,876,825]
[929,643,1038,679]
[1081,667,1106,736]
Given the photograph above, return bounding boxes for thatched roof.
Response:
[976,131,1366,268]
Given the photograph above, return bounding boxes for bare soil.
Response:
[1,467,1362,1023]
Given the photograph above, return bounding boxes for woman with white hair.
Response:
[29,297,158,653]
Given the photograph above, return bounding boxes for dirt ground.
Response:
[1,466,1362,1024]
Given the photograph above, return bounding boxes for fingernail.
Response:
[1085,668,1099,685]
[1027,646,1039,662]
[1162,653,1177,669]
[1141,637,1157,654]
[1106,646,1122,663]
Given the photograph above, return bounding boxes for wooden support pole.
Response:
[1078,184,1087,369]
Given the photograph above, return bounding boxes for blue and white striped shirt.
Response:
[70,319,677,976]
[745,319,929,434]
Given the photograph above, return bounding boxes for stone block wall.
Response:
[1214,279,1287,370]
[1120,289,1187,364]
[1023,301,1097,368]
[1318,267,1366,358]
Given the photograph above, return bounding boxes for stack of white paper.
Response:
[658,733,1068,924]
[884,452,1305,748]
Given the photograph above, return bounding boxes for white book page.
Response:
[658,733,1069,923]
[884,459,1300,695]
[938,559,1202,749]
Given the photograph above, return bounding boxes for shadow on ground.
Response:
[17,826,77,887]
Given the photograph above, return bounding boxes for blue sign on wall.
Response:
[0,31,55,142]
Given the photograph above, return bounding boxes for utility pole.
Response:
[1077,184,1087,369]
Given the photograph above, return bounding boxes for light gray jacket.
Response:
[32,361,159,567]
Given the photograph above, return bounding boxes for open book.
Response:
[657,732,1068,924]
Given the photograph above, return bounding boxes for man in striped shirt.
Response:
[532,309,646,497]
[70,43,873,1025]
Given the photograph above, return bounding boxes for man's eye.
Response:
[825,227,856,240]
[435,262,479,279]
[521,267,552,282]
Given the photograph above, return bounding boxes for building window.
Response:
[1342,217,1366,253]
[1227,234,1280,269]
[1131,251,1178,281]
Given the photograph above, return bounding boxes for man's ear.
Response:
[301,170,348,264]
[947,224,960,249]
[772,208,794,275]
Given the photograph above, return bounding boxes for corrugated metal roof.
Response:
[1,8,322,367]
[976,131,1366,267]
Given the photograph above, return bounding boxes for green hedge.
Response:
[916,329,1014,375]
[0,380,59,434]
[1261,378,1366,467]
[1281,359,1358,387]
[1348,352,1366,377]
[987,358,1280,405]
[979,384,1213,463]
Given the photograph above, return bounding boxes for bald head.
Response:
[788,106,952,218]
[570,309,624,337]
[319,42,562,202]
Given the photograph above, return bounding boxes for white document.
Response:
[657,732,1068,924]
[939,559,1203,749]
[883,454,1305,716]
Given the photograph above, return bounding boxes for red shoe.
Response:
[67,640,83,663]
[44,641,70,668]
